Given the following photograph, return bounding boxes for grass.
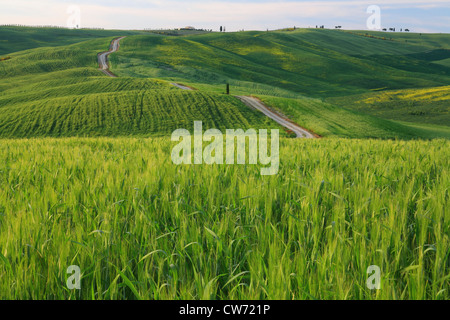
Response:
[363,31,450,50]
[0,89,282,138]
[327,86,450,126]
[0,26,144,56]
[258,95,443,139]
[112,30,450,99]
[0,137,448,300]
[0,27,448,301]
[0,37,113,77]
[3,28,447,139]
[0,37,283,138]
[395,121,450,139]
[110,29,450,133]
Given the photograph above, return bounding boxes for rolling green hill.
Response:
[0,88,282,138]
[112,30,450,99]
[327,85,450,126]
[0,27,449,139]
[364,31,450,49]
[0,26,143,56]
[0,36,283,138]
[110,29,450,134]
[258,95,441,139]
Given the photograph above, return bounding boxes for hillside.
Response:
[112,30,450,98]
[0,27,449,139]
[111,29,450,133]
[327,85,450,126]
[0,26,143,56]
[0,36,283,138]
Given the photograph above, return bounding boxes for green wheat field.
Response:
[0,26,449,300]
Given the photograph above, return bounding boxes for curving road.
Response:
[236,96,315,138]
[171,83,194,90]
[169,81,315,138]
[101,38,315,138]
[98,37,126,77]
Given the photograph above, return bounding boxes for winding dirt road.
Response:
[99,38,315,138]
[236,96,315,138]
[98,37,126,77]
[171,83,194,90]
[168,84,314,138]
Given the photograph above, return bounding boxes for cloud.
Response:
[0,0,449,32]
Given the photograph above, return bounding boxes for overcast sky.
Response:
[1,0,449,33]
